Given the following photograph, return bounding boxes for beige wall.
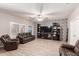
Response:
[68,6,79,45]
[0,12,37,38]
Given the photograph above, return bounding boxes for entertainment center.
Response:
[37,23,61,40]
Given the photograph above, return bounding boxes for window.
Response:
[28,26,32,33]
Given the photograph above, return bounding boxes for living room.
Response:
[0,2,79,56]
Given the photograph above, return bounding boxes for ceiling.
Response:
[0,3,78,22]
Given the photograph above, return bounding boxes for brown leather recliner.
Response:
[16,32,35,44]
[0,34,19,51]
[59,39,79,56]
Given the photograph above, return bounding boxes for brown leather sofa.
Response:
[16,32,35,44]
[59,39,79,56]
[0,34,19,51]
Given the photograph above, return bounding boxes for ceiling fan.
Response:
[31,3,45,21]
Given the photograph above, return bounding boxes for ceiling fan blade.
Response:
[45,11,63,15]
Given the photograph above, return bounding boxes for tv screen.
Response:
[40,26,52,32]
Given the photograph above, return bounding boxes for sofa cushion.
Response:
[3,34,10,40]
[61,44,75,50]
[1,34,10,43]
[59,47,76,56]
[74,40,79,55]
[74,47,79,55]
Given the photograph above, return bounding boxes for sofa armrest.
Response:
[5,41,18,46]
[6,40,17,43]
[61,44,75,50]
[11,38,19,41]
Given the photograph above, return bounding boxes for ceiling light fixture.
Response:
[37,18,43,21]
[36,15,43,21]
[36,3,44,21]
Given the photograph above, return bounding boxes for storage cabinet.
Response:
[51,23,60,40]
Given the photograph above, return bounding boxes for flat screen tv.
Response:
[40,26,52,33]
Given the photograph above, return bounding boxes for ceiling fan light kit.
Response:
[37,16,43,21]
[37,18,43,21]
